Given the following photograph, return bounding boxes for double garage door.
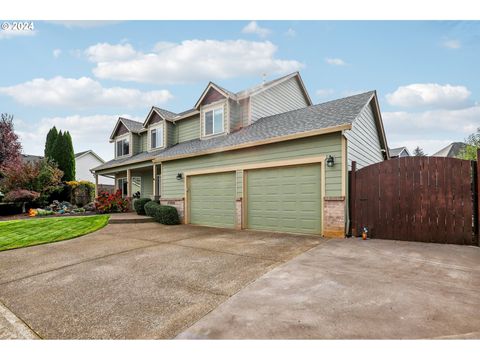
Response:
[188,164,322,234]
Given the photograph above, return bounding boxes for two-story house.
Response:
[93,72,388,237]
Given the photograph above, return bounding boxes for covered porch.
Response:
[93,161,161,201]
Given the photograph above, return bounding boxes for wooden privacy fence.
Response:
[349,152,479,246]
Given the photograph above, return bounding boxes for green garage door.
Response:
[247,164,322,234]
[189,172,236,228]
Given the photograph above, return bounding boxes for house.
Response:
[92,72,388,237]
[432,142,467,158]
[388,146,410,158]
[75,150,114,186]
[21,154,44,164]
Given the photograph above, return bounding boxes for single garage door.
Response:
[246,164,322,234]
[189,171,236,228]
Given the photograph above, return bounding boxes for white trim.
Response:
[75,150,105,163]
[147,122,165,151]
[114,134,131,159]
[202,103,225,138]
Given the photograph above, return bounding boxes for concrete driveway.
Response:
[178,238,480,339]
[0,223,322,339]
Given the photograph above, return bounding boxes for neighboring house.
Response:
[75,150,114,186]
[388,146,410,158]
[21,154,44,164]
[432,142,467,158]
[92,72,388,237]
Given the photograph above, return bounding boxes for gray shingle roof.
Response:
[432,142,467,158]
[153,107,178,120]
[93,91,375,172]
[119,117,144,133]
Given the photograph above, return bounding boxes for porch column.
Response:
[127,168,132,199]
[94,173,99,198]
[153,164,158,199]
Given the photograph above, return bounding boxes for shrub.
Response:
[147,203,180,225]
[133,197,152,215]
[66,180,95,206]
[144,200,160,217]
[4,189,40,213]
[95,190,130,214]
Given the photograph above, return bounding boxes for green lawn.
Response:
[0,215,110,251]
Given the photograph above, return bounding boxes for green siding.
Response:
[166,121,175,147]
[162,133,343,198]
[247,164,321,234]
[140,133,147,152]
[176,116,200,143]
[236,170,243,198]
[189,172,236,228]
[132,134,141,155]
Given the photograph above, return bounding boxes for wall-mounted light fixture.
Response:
[176,173,183,181]
[326,155,335,168]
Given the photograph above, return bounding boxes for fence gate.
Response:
[349,155,479,246]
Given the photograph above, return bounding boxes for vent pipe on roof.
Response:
[262,73,267,85]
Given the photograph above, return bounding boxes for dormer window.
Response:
[116,137,129,157]
[204,107,224,136]
[149,123,164,150]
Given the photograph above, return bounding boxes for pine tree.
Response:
[413,146,426,156]
[44,126,58,159]
[63,131,76,181]
[51,131,67,181]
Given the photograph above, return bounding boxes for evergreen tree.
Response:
[44,126,58,159]
[51,131,67,181]
[413,146,426,156]
[63,131,76,181]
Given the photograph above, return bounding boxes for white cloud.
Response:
[16,114,141,162]
[85,42,137,62]
[88,40,304,84]
[0,28,37,39]
[325,58,347,66]
[53,49,62,58]
[285,28,296,37]
[442,39,461,49]
[386,83,471,109]
[0,76,173,109]
[316,88,335,99]
[241,21,271,38]
[383,105,480,155]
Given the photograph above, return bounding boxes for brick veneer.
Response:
[323,196,346,238]
[235,198,243,230]
[160,198,185,223]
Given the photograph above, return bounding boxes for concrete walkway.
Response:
[177,238,480,339]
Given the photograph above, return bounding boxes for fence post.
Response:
[350,161,357,237]
[477,149,480,246]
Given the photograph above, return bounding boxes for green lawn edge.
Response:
[0,215,110,252]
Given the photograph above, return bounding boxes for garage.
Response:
[246,164,322,234]
[188,171,236,228]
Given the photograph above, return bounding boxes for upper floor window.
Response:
[204,107,224,136]
[116,138,129,157]
[150,125,164,149]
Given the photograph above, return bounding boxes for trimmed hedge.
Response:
[144,200,160,217]
[134,197,152,215]
[144,202,180,225]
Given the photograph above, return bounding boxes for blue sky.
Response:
[0,20,479,160]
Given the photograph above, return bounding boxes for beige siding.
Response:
[344,102,384,170]
[162,133,343,198]
[250,77,309,123]
[176,116,200,143]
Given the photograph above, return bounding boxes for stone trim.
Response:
[160,198,185,223]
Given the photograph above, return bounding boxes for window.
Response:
[116,138,129,157]
[204,107,224,136]
[117,177,141,197]
[117,178,128,197]
[150,126,164,149]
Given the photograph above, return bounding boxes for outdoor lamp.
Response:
[326,155,335,167]
[176,173,183,180]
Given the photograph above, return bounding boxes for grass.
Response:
[0,215,110,251]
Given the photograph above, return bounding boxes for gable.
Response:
[145,111,163,127]
[113,122,129,138]
[201,87,226,106]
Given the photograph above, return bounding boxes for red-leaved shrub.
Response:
[94,190,130,213]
